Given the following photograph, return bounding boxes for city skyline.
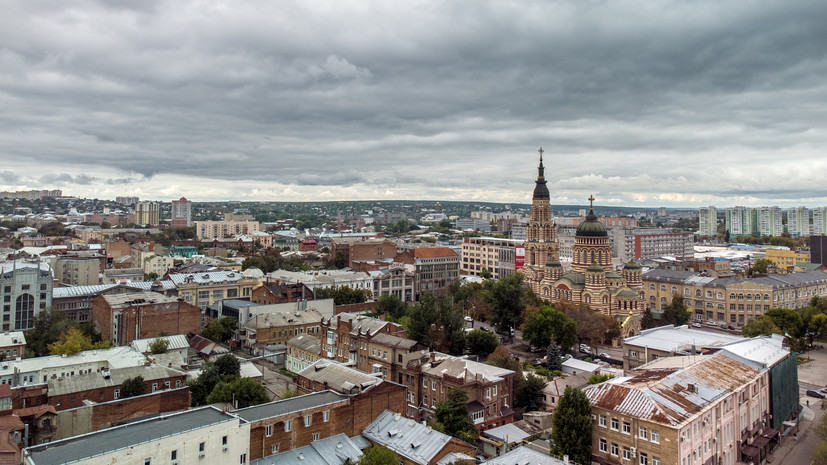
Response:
[1,1,826,207]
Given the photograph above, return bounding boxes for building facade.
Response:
[725,207,757,237]
[1,262,53,332]
[411,248,459,300]
[170,197,193,228]
[195,219,261,239]
[813,208,827,236]
[134,201,160,226]
[53,258,100,286]
[757,206,783,237]
[698,206,717,237]
[92,292,202,346]
[460,236,522,279]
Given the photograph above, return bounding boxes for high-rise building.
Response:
[812,236,827,265]
[813,207,827,236]
[724,206,757,237]
[757,206,783,237]
[171,197,193,228]
[786,206,810,238]
[134,201,160,226]
[1,262,53,331]
[115,196,139,206]
[698,206,717,237]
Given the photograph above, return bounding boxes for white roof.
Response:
[0,331,26,347]
[362,411,457,464]
[130,335,190,353]
[483,446,568,464]
[7,346,148,375]
[240,361,263,379]
[53,284,119,298]
[562,358,600,373]
[167,270,248,285]
[0,261,52,274]
[482,423,531,443]
[718,335,789,368]
[625,325,744,352]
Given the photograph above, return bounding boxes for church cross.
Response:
[538,146,544,161]
[588,195,595,209]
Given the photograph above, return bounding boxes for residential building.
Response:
[586,352,773,465]
[168,270,259,310]
[765,248,811,272]
[399,351,515,431]
[196,218,261,239]
[1,262,53,332]
[354,261,415,302]
[813,208,827,236]
[92,292,202,346]
[170,197,193,228]
[321,313,418,381]
[268,270,374,296]
[252,433,365,465]
[23,406,250,465]
[296,360,400,397]
[757,206,784,237]
[115,196,139,205]
[698,206,717,237]
[510,222,528,241]
[455,218,492,231]
[642,269,827,325]
[460,236,522,279]
[725,206,757,237]
[134,201,160,226]
[234,388,405,461]
[541,371,590,412]
[482,447,569,465]
[252,281,315,305]
[51,282,175,323]
[331,237,397,268]
[813,236,827,265]
[622,324,744,370]
[0,331,26,360]
[409,247,460,301]
[480,422,544,458]
[241,308,323,352]
[626,229,694,260]
[362,410,476,465]
[53,257,100,286]
[286,334,322,374]
[786,206,810,237]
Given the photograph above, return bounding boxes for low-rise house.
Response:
[242,308,323,353]
[481,447,569,465]
[0,331,26,360]
[23,406,250,465]
[586,352,774,465]
[251,433,365,465]
[252,281,315,305]
[622,324,744,370]
[561,358,600,376]
[480,422,543,457]
[541,372,591,412]
[286,334,322,374]
[362,410,476,465]
[295,360,383,395]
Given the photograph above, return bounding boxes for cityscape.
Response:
[2,1,827,465]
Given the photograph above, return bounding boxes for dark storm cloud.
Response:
[1,0,826,205]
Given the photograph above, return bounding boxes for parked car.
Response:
[580,344,591,354]
[599,352,611,358]
[706,320,717,326]
[480,326,489,332]
[728,325,736,330]
[692,322,702,328]
[806,389,826,399]
[464,316,473,322]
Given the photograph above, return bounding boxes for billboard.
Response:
[515,245,525,270]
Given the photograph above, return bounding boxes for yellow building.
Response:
[765,249,810,271]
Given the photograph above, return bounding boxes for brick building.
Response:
[92,292,202,346]
[251,281,314,305]
[168,270,259,310]
[331,237,397,268]
[396,248,460,300]
[286,334,322,374]
[0,332,26,360]
[241,308,323,351]
[235,385,406,461]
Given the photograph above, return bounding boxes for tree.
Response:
[546,342,562,372]
[315,286,371,305]
[765,308,804,337]
[514,373,547,412]
[408,293,466,355]
[521,305,578,353]
[202,317,238,344]
[749,258,773,275]
[552,386,593,465]
[120,376,146,398]
[488,345,522,374]
[742,316,781,338]
[206,377,269,408]
[811,314,827,339]
[588,373,614,384]
[189,364,223,407]
[143,272,159,281]
[434,388,476,443]
[640,308,657,330]
[48,327,111,356]
[148,336,169,354]
[662,294,691,327]
[375,295,407,320]
[466,329,499,356]
[214,354,242,377]
[26,308,75,356]
[280,387,297,399]
[488,273,528,333]
[479,268,493,280]
[357,444,399,465]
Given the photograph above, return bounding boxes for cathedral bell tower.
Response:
[525,147,559,294]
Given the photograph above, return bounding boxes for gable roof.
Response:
[362,410,468,464]
[413,247,458,259]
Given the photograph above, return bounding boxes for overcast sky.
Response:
[1,0,826,208]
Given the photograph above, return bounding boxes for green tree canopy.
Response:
[48,327,111,356]
[434,388,476,443]
[488,273,528,332]
[315,286,371,305]
[206,376,269,408]
[214,354,241,377]
[466,329,499,356]
[765,308,804,336]
[552,386,593,465]
[514,373,547,412]
[202,317,238,344]
[742,316,781,338]
[375,294,407,320]
[662,294,691,327]
[408,293,466,355]
[521,305,578,353]
[120,376,146,398]
[546,341,562,372]
[149,336,169,354]
[357,444,399,465]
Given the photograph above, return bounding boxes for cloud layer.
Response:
[1,0,826,207]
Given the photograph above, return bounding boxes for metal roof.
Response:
[625,325,744,352]
[287,334,322,354]
[167,270,250,285]
[482,446,569,465]
[362,410,458,464]
[234,390,348,423]
[130,334,190,354]
[481,423,531,443]
[718,335,789,368]
[423,353,514,383]
[296,360,381,393]
[23,406,242,464]
[52,284,119,298]
[252,433,364,465]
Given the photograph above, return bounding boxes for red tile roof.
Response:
[413,247,458,258]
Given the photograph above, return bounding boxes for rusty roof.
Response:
[584,352,759,427]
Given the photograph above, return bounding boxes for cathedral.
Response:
[524,148,645,324]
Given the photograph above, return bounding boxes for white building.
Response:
[813,207,827,236]
[786,207,810,238]
[757,206,783,237]
[698,206,717,237]
[1,262,53,332]
[0,346,148,388]
[460,236,523,279]
[23,406,250,465]
[267,270,373,295]
[171,197,193,228]
[725,206,757,237]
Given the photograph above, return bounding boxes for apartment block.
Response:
[786,206,810,237]
[725,207,757,237]
[134,201,160,226]
[170,196,193,228]
[698,206,717,237]
[626,229,694,260]
[757,206,783,237]
[813,208,827,236]
[168,270,258,309]
[410,247,459,300]
[764,249,810,271]
[1,262,53,332]
[460,236,522,279]
[53,258,100,287]
[195,219,261,239]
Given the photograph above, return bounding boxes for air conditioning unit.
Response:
[223,445,229,452]
[592,415,597,420]
[629,447,636,458]
[199,453,206,459]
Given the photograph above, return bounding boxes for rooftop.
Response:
[413,247,458,259]
[297,360,381,394]
[0,331,26,347]
[718,334,789,368]
[423,353,514,383]
[167,270,252,285]
[7,346,148,377]
[625,324,744,352]
[287,334,322,354]
[101,291,178,308]
[362,410,459,464]
[130,334,191,354]
[482,446,569,465]
[251,433,364,465]
[234,390,348,423]
[23,406,242,464]
[244,308,323,330]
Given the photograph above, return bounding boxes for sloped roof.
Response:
[584,353,758,427]
[362,410,459,464]
[371,333,418,350]
[718,335,788,368]
[482,446,568,465]
[252,433,364,465]
[413,247,458,259]
[287,334,322,354]
[297,360,381,394]
[423,353,513,383]
[130,334,190,354]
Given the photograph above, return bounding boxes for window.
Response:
[152,383,158,392]
[423,379,427,387]
[114,389,120,399]
[611,418,619,431]
[240,454,247,464]
[650,429,660,443]
[622,421,631,434]
[265,425,273,437]
[432,381,436,390]
[599,415,607,428]
[304,414,312,427]
[313,432,320,440]
[271,444,280,454]
[639,453,648,465]
[611,443,619,456]
[144,459,151,465]
[639,426,648,439]
[223,435,228,447]
[599,438,607,452]
[622,446,631,460]
[323,410,330,422]
[285,420,292,432]
[171,450,178,461]
[653,457,660,465]
[199,441,206,455]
